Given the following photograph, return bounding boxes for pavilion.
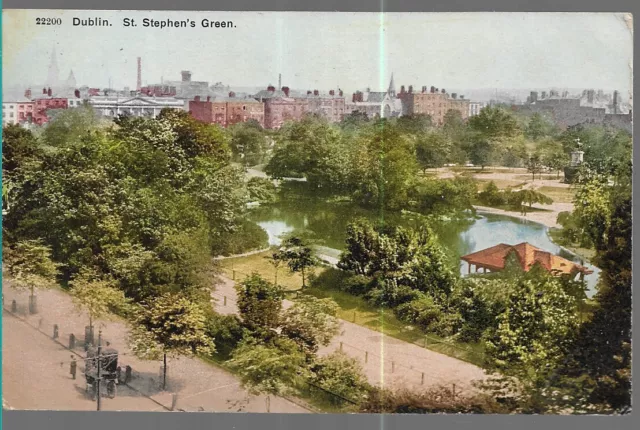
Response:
[461,242,593,277]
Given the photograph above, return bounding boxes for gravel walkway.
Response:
[2,281,311,413]
[212,276,487,395]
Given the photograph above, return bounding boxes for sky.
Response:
[2,11,633,98]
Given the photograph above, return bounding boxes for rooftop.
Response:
[461,242,593,276]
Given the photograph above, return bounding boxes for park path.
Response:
[2,280,311,413]
[212,276,487,395]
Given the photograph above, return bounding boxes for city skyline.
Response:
[2,11,633,98]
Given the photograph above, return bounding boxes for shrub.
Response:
[477,181,505,207]
[309,351,371,405]
[204,312,246,357]
[359,386,507,414]
[214,219,268,256]
[339,274,373,296]
[246,177,277,204]
[393,294,444,331]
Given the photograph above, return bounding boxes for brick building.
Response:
[251,85,308,129]
[189,93,265,127]
[33,89,69,125]
[2,98,35,126]
[398,85,470,125]
[296,89,345,123]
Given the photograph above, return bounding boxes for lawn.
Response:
[474,178,528,190]
[218,250,328,291]
[304,270,486,367]
[537,186,575,204]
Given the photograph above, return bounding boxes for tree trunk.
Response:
[301,267,306,289]
[29,285,37,314]
[163,353,167,390]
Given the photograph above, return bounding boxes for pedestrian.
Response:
[70,356,77,380]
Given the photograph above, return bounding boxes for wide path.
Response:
[2,281,310,413]
[212,276,487,395]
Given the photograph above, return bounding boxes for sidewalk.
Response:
[212,276,487,395]
[2,281,311,413]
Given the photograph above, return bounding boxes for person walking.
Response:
[70,356,77,380]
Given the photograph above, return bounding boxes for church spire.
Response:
[46,46,60,89]
[387,73,396,97]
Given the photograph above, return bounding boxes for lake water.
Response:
[248,200,600,297]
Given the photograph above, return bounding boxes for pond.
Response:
[248,200,600,297]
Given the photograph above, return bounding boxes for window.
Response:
[10,105,14,109]
[242,106,246,110]
[10,113,14,118]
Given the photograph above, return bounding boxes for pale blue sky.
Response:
[2,11,633,97]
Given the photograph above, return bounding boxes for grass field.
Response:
[537,186,575,203]
[474,178,528,190]
[218,250,327,291]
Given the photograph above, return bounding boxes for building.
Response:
[516,89,632,133]
[33,96,69,125]
[189,93,265,127]
[251,85,309,129]
[87,96,185,118]
[398,85,470,125]
[461,242,593,277]
[162,71,213,100]
[2,98,35,126]
[296,89,346,123]
[345,75,402,119]
[468,101,486,117]
[140,84,177,97]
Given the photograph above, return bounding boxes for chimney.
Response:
[181,71,192,82]
[194,96,201,102]
[47,88,52,96]
[430,86,435,93]
[74,89,80,98]
[229,91,236,98]
[352,93,356,103]
[339,89,343,97]
[452,93,457,99]
[267,85,275,92]
[43,87,47,94]
[460,95,464,99]
[441,88,446,94]
[206,96,211,102]
[329,90,335,96]
[400,85,405,93]
[282,87,290,97]
[307,90,312,95]
[422,86,427,93]
[313,90,319,96]
[25,89,32,99]
[613,90,619,114]
[408,85,413,93]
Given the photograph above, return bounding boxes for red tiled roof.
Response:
[461,242,593,275]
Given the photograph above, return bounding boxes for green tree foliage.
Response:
[515,189,553,213]
[69,269,131,328]
[229,119,269,166]
[246,177,277,204]
[395,114,433,135]
[469,140,494,169]
[228,336,309,396]
[1,124,42,178]
[526,153,544,180]
[234,273,284,331]
[309,351,370,403]
[280,295,340,355]
[274,236,318,288]
[468,106,521,141]
[483,272,579,373]
[415,132,451,172]
[4,239,59,309]
[537,138,570,178]
[128,292,215,389]
[525,113,557,141]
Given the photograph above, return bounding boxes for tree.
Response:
[227,336,309,406]
[415,132,451,173]
[395,114,432,135]
[274,236,318,288]
[525,113,554,141]
[515,189,553,214]
[526,153,544,180]
[1,124,42,179]
[4,239,59,314]
[468,106,520,141]
[483,273,579,380]
[309,351,370,404]
[469,140,494,169]
[128,293,214,390]
[538,139,570,179]
[280,296,340,355]
[234,273,284,331]
[69,270,130,334]
[229,120,269,167]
